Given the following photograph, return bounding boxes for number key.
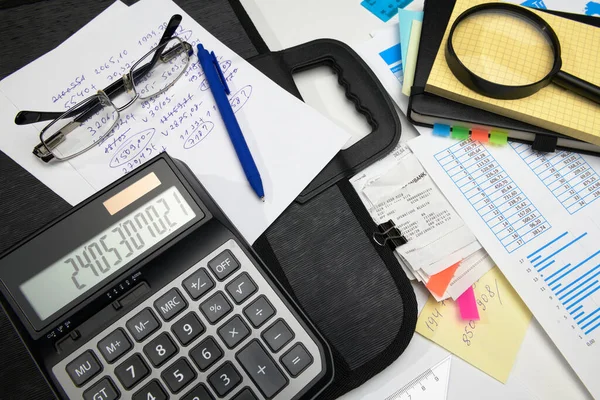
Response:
[182,383,215,400]
[161,358,196,393]
[143,332,178,367]
[132,380,168,400]
[208,362,241,396]
[114,354,149,390]
[172,312,204,346]
[190,337,223,371]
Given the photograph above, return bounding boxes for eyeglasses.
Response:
[14,15,193,162]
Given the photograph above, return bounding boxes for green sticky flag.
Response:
[451,126,470,141]
[490,131,508,145]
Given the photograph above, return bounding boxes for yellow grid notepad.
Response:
[426,0,600,145]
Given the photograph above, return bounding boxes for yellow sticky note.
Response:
[426,0,600,145]
[416,267,532,383]
[402,20,422,96]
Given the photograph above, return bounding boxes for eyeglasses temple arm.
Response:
[15,14,183,126]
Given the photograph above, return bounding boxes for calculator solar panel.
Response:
[0,154,332,400]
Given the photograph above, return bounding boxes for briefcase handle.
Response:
[249,39,402,203]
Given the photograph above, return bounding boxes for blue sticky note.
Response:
[361,0,414,22]
[433,123,451,137]
[398,9,423,71]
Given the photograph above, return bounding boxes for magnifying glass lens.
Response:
[452,10,555,86]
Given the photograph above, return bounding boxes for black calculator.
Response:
[0,154,333,399]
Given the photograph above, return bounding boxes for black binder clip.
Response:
[372,220,408,250]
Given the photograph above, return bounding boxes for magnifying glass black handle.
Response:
[553,71,600,105]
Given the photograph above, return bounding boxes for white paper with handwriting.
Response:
[0,0,350,244]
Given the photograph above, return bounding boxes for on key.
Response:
[236,340,287,398]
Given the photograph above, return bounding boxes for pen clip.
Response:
[211,51,230,95]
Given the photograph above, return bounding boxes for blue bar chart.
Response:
[528,231,600,335]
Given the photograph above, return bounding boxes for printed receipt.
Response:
[351,143,492,299]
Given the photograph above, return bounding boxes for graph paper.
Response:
[426,0,600,145]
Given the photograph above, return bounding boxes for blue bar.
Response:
[545,263,572,282]
[547,249,600,286]
[567,286,600,310]
[585,321,600,335]
[573,311,585,320]
[378,43,402,65]
[569,304,583,315]
[563,281,599,305]
[556,263,600,295]
[582,313,600,330]
[579,307,600,324]
[527,231,568,258]
[534,233,587,268]
[390,64,402,73]
[530,255,542,263]
[538,260,555,272]
[550,283,562,291]
[558,270,600,300]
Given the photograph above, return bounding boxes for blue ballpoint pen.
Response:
[197,43,265,201]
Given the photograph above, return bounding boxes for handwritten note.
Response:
[0,0,350,244]
[416,267,532,383]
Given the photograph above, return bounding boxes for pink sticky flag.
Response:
[457,286,480,320]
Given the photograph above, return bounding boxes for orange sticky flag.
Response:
[426,261,461,297]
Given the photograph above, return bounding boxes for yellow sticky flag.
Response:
[416,267,532,383]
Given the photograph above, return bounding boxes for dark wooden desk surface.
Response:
[0,1,260,397]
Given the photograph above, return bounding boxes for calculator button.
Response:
[233,388,258,400]
[65,350,102,387]
[190,336,223,371]
[133,379,168,400]
[208,250,240,280]
[172,312,205,345]
[281,343,313,377]
[114,354,149,390]
[218,316,250,349]
[236,340,287,398]
[208,362,242,397]
[82,377,119,400]
[126,308,160,342]
[243,296,275,328]
[182,383,215,400]
[262,320,294,352]
[161,357,196,393]
[143,332,178,367]
[200,291,232,323]
[225,273,257,304]
[97,328,132,363]
[183,268,215,300]
[154,288,188,321]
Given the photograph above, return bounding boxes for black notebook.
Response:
[408,0,600,155]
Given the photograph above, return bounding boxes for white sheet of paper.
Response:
[446,249,494,300]
[409,133,600,398]
[0,0,350,244]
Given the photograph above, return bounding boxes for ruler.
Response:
[384,356,452,400]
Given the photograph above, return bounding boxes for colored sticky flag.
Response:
[457,286,480,320]
[426,261,460,297]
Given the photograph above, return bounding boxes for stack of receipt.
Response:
[351,142,493,300]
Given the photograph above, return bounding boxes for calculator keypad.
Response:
[53,240,322,400]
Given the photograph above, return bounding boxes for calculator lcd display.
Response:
[20,186,196,321]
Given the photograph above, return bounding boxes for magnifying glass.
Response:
[445,3,600,104]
